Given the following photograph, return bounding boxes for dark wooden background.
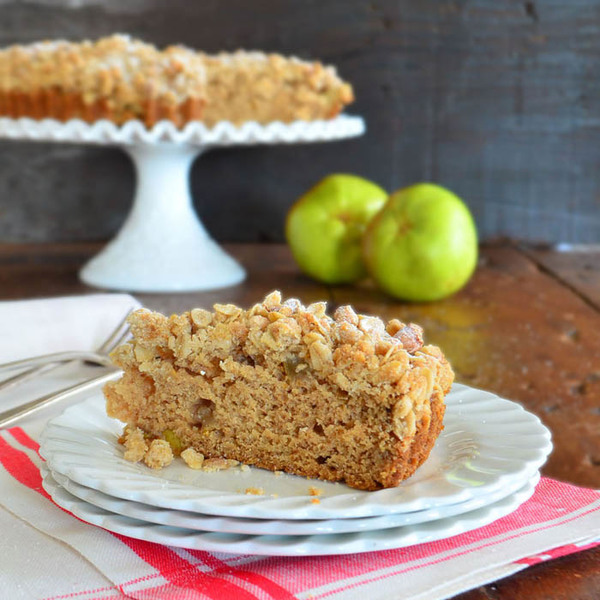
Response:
[1,0,599,244]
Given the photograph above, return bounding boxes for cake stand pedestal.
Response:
[0,116,365,292]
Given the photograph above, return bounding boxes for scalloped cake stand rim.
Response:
[0,113,366,147]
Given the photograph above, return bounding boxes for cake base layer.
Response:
[105,360,446,490]
[0,89,205,127]
[0,87,346,127]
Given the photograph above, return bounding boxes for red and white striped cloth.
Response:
[1,295,599,600]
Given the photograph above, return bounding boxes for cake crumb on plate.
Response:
[203,458,239,472]
[144,439,173,469]
[181,448,205,469]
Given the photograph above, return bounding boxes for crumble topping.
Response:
[0,35,206,104]
[0,35,354,126]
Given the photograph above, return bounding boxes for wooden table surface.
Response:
[1,242,599,600]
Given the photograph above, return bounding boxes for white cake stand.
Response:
[0,115,365,292]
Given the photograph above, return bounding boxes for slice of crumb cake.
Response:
[104,292,454,491]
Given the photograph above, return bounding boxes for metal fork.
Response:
[0,310,134,428]
[0,309,133,393]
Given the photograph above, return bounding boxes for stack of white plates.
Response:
[40,384,552,556]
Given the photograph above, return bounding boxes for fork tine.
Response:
[95,308,135,354]
[104,323,133,354]
[106,330,132,354]
[0,350,113,393]
[0,351,114,372]
[0,362,61,392]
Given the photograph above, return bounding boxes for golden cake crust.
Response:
[0,35,353,127]
[104,292,454,491]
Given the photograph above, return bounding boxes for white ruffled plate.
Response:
[49,467,541,535]
[41,468,539,556]
[39,384,552,520]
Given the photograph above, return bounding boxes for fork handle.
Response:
[0,370,121,429]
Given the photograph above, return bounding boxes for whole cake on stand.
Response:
[0,35,365,292]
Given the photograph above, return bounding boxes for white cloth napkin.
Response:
[0,295,599,600]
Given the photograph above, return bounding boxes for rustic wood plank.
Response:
[459,546,600,600]
[0,242,331,307]
[0,243,96,298]
[520,246,600,311]
[137,243,333,317]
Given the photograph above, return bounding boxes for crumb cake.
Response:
[0,34,353,127]
[104,292,454,491]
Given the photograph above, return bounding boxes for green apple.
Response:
[362,183,478,301]
[285,174,387,284]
